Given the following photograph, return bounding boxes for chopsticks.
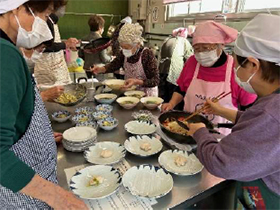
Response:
[181,91,232,123]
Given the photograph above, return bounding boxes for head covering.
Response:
[234,14,280,65]
[120,16,132,24]
[0,0,29,14]
[172,27,188,38]
[118,23,144,45]
[192,21,238,45]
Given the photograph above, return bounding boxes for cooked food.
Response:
[146,100,158,105]
[100,97,113,100]
[102,121,114,127]
[88,176,104,186]
[57,114,67,118]
[174,155,187,167]
[162,117,189,136]
[130,94,142,98]
[56,93,78,104]
[140,143,152,151]
[100,149,113,158]
[121,101,134,105]
[78,116,88,122]
[137,114,150,121]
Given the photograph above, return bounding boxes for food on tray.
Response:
[121,101,134,105]
[162,117,189,135]
[88,176,104,186]
[174,155,187,167]
[140,143,152,151]
[56,93,78,104]
[100,149,113,158]
[102,121,114,127]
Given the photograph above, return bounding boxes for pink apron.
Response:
[124,48,158,96]
[184,55,236,135]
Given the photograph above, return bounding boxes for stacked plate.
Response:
[62,127,97,152]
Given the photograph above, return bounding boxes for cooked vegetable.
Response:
[56,93,78,104]
[102,121,114,126]
[146,101,158,105]
[57,114,67,118]
[130,94,142,98]
[121,101,134,105]
[88,176,104,186]
[79,116,88,122]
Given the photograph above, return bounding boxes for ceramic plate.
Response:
[158,150,204,176]
[63,127,97,143]
[70,165,122,199]
[62,139,96,152]
[122,164,173,199]
[124,121,157,135]
[84,141,126,165]
[97,117,118,131]
[132,110,153,122]
[124,135,163,157]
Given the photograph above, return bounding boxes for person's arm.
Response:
[142,49,159,87]
[44,42,66,53]
[99,49,112,64]
[183,39,193,61]
[104,53,125,73]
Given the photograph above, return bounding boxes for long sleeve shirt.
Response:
[0,30,35,192]
[105,47,159,88]
[193,89,280,195]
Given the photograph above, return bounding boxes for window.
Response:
[172,2,189,16]
[243,0,280,11]
[200,0,223,13]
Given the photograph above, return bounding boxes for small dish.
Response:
[97,117,118,131]
[158,150,204,176]
[124,90,145,99]
[94,93,117,104]
[84,141,126,165]
[70,165,122,199]
[76,121,98,129]
[124,121,157,135]
[72,114,91,124]
[95,104,113,113]
[132,110,153,122]
[52,110,71,123]
[124,135,163,157]
[116,97,140,109]
[122,164,173,199]
[63,127,97,143]
[141,97,164,110]
[75,106,94,115]
[92,111,111,121]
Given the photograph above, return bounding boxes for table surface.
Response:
[45,90,226,209]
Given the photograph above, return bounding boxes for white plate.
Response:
[70,165,122,199]
[63,140,96,152]
[123,165,173,199]
[84,142,126,165]
[124,121,157,135]
[158,150,204,176]
[63,127,97,142]
[124,135,163,157]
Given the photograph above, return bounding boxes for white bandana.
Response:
[118,23,144,45]
[0,0,29,14]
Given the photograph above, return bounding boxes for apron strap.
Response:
[224,55,234,85]
[193,62,200,79]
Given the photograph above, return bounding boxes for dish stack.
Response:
[62,127,97,152]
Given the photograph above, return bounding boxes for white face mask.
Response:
[122,49,133,58]
[234,62,257,94]
[15,7,53,49]
[195,49,220,67]
[23,50,43,70]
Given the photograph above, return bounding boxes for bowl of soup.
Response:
[116,97,140,109]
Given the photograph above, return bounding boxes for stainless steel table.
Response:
[45,98,229,209]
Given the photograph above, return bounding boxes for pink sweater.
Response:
[177,55,257,107]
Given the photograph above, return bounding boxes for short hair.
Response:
[24,0,67,14]
[236,55,280,84]
[88,15,105,32]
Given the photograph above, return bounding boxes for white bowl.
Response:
[94,93,117,104]
[124,90,145,99]
[70,165,122,199]
[84,141,126,165]
[116,97,140,109]
[97,117,118,131]
[158,150,204,176]
[52,110,71,123]
[141,97,164,109]
[124,135,163,157]
[103,79,136,91]
[122,164,173,199]
[124,121,157,135]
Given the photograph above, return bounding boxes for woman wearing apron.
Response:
[92,23,159,96]
[0,1,87,209]
[188,14,280,208]
[161,21,257,135]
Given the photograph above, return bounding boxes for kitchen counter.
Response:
[45,96,231,209]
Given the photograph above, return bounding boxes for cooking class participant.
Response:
[92,23,159,96]
[161,21,257,135]
[187,14,280,209]
[159,27,193,110]
[0,0,87,209]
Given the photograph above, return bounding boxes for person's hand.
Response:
[161,103,174,112]
[53,132,63,143]
[203,99,224,115]
[90,66,106,75]
[122,78,143,89]
[41,86,64,102]
[187,122,206,137]
[65,38,79,51]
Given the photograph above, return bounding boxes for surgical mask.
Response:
[195,49,220,67]
[15,7,53,49]
[234,62,257,94]
[55,6,66,18]
[23,50,43,71]
[122,49,133,58]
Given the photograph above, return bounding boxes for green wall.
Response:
[58,0,128,39]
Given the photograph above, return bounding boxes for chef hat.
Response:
[172,27,188,38]
[234,14,280,65]
[0,0,29,14]
[192,21,238,45]
[118,23,144,45]
[120,16,132,24]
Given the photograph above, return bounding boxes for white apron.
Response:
[124,48,158,96]
[184,55,237,135]
[34,24,72,88]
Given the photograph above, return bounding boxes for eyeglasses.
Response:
[193,45,218,53]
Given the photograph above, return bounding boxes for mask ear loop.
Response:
[28,6,36,18]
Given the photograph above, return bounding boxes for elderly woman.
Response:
[187,14,280,208]
[161,21,257,135]
[92,23,159,96]
[0,0,87,209]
